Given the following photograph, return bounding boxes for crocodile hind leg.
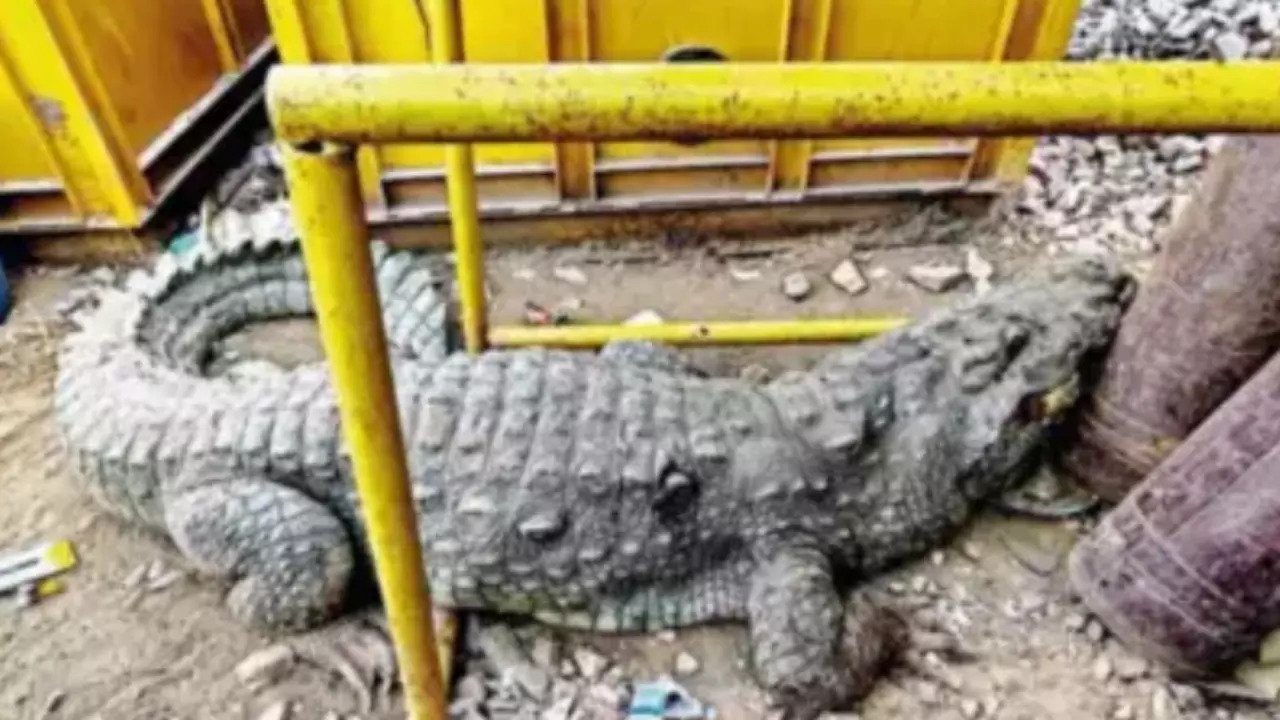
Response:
[598,340,705,376]
[163,463,354,631]
[748,547,906,719]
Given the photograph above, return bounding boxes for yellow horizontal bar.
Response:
[488,318,909,348]
[267,61,1280,144]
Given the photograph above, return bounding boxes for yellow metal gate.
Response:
[265,0,1081,233]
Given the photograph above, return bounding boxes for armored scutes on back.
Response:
[54,223,1129,717]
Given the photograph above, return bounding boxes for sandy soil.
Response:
[0,234,1270,720]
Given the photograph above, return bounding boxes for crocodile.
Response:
[54,216,1129,717]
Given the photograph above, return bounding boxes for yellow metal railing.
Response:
[269,60,1280,719]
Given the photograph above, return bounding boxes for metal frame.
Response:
[269,59,1280,719]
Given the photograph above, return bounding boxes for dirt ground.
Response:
[0,231,1271,720]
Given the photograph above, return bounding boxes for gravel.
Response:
[999,0,1280,258]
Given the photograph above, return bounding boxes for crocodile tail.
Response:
[55,201,456,530]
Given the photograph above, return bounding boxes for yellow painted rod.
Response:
[488,317,910,348]
[268,61,1280,144]
[424,0,487,354]
[280,142,447,720]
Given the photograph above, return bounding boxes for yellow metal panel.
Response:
[591,0,785,168]
[0,0,146,221]
[269,62,1280,145]
[56,0,226,156]
[227,0,272,55]
[458,0,553,164]
[769,0,833,193]
[0,48,58,182]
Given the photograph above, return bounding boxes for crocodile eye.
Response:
[652,466,700,520]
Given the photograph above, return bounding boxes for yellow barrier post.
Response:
[424,0,488,354]
[280,141,447,720]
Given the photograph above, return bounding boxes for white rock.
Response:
[829,259,868,295]
[552,265,588,286]
[960,698,984,719]
[1092,655,1115,682]
[656,629,678,643]
[455,672,488,701]
[541,694,576,720]
[1112,702,1136,720]
[906,264,966,293]
[1085,618,1107,644]
[512,268,537,281]
[1151,685,1180,720]
[234,645,296,689]
[781,271,813,301]
[572,647,609,681]
[530,636,560,670]
[964,248,995,295]
[1212,31,1250,60]
[674,651,701,676]
[728,264,763,282]
[624,309,664,326]
[256,700,292,720]
[1114,654,1150,681]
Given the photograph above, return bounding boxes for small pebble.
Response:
[623,309,664,326]
[1064,612,1088,633]
[552,265,588,286]
[511,268,537,281]
[960,542,982,561]
[739,364,772,384]
[675,651,701,676]
[256,700,292,720]
[829,259,869,295]
[728,265,763,282]
[959,698,984,719]
[655,630,677,643]
[1114,654,1150,681]
[781,271,813,301]
[1086,618,1107,644]
[906,264,967,293]
[930,550,946,566]
[1092,656,1115,682]
[1151,685,1178,720]
[1112,702,1136,720]
[234,645,296,690]
[572,647,609,681]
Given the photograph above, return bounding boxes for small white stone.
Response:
[930,550,946,567]
[829,259,869,295]
[1092,656,1115,682]
[906,264,966,293]
[541,694,576,720]
[1151,685,1178,720]
[256,700,292,720]
[656,630,677,643]
[572,647,609,681]
[781,271,813,301]
[1064,612,1088,633]
[674,651,701,676]
[512,268,537,281]
[1112,702,1136,720]
[1085,618,1107,644]
[959,698,984,719]
[1212,31,1250,60]
[1114,654,1150,682]
[964,248,995,295]
[234,645,296,690]
[624,309,664,326]
[960,542,982,561]
[552,265,588,286]
[728,264,763,282]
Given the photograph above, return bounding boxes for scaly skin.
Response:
[55,222,1129,717]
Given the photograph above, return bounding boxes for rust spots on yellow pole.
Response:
[280,142,447,720]
[268,61,1280,145]
[488,317,909,348]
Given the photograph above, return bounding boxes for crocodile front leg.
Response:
[163,462,355,631]
[748,546,905,719]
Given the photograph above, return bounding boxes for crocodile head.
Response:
[947,255,1132,500]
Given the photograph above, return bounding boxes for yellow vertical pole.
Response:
[280,141,447,720]
[423,0,488,353]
